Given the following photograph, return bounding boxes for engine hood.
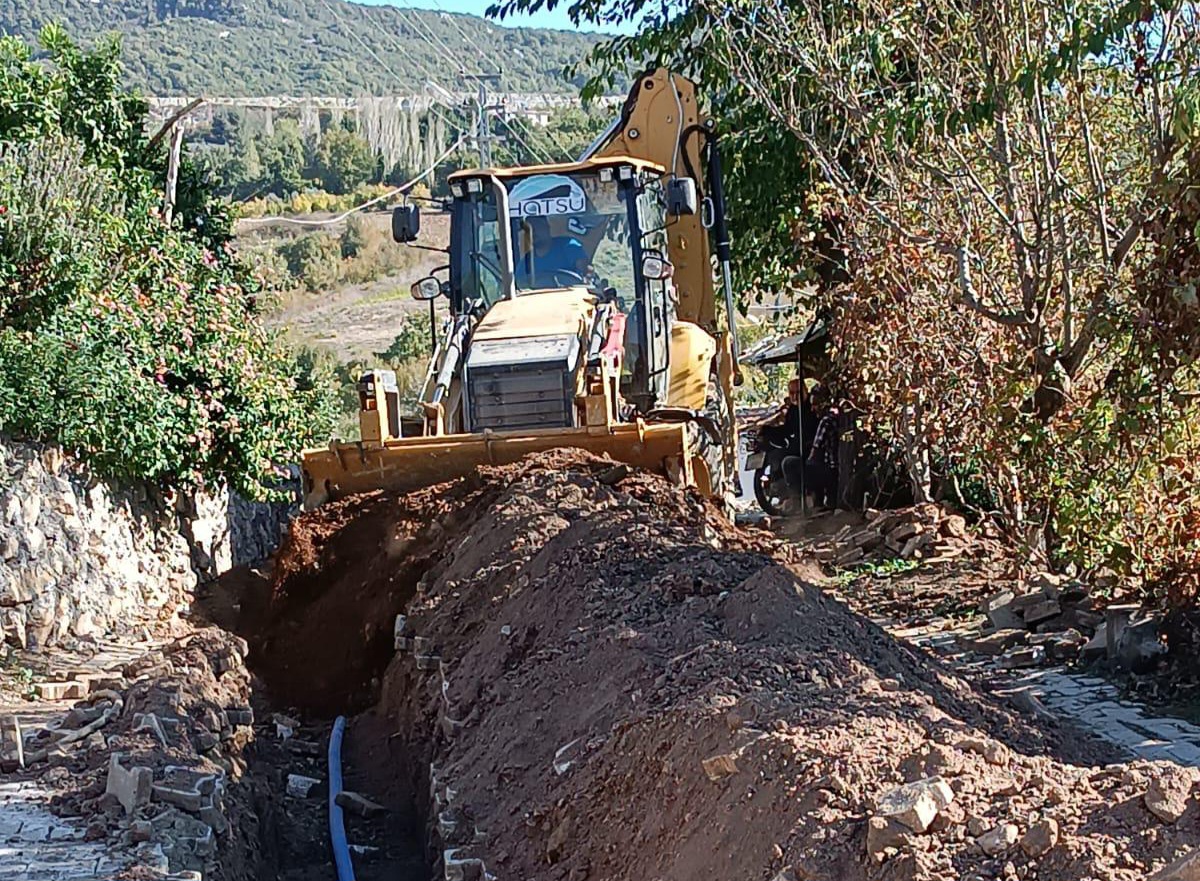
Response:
[471,288,596,343]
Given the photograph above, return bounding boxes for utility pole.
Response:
[461,72,503,167]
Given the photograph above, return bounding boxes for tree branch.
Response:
[953,245,1030,326]
[148,98,205,151]
[1111,213,1147,270]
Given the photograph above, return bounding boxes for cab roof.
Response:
[447,155,666,182]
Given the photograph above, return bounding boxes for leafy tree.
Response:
[0,27,336,498]
[493,0,1200,595]
[257,120,307,195]
[689,0,1200,551]
[496,105,612,165]
[313,126,377,195]
[240,137,264,189]
[384,159,418,187]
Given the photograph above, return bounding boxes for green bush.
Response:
[0,27,336,499]
[374,312,434,365]
[278,234,342,292]
[340,214,369,259]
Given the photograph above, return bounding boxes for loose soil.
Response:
[259,450,1200,881]
[248,473,508,716]
[196,560,433,879]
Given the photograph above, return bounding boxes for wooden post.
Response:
[163,124,185,224]
[797,352,808,518]
[151,98,204,225]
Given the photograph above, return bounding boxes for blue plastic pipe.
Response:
[328,715,356,881]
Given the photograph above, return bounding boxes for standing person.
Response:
[805,386,840,510]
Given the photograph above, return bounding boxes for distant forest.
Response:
[0,0,615,95]
[198,102,612,204]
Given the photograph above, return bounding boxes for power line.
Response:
[239,133,468,227]
[498,112,555,165]
[354,4,500,169]
[388,0,577,164]
[324,0,473,156]
[355,0,577,165]
[423,0,497,76]
[519,107,575,164]
[325,0,568,168]
[383,2,463,76]
[354,4,476,139]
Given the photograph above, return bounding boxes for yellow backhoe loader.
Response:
[300,69,742,509]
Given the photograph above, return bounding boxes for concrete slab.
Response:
[1166,743,1200,767]
[1137,717,1200,741]
[894,616,1200,770]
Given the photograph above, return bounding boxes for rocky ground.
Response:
[5,450,1200,880]
[0,605,422,880]
[0,628,265,878]
[809,515,1195,720]
[260,451,1200,881]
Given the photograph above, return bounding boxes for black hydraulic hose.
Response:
[707,137,733,267]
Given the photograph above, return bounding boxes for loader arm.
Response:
[586,69,741,486]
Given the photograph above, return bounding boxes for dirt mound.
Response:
[272,451,1200,880]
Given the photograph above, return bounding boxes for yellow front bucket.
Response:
[299,422,700,509]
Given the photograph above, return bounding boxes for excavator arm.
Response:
[586,70,717,330]
[585,68,739,370]
[587,69,742,490]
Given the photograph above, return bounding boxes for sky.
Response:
[352,0,630,35]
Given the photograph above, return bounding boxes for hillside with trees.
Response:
[0,0,608,95]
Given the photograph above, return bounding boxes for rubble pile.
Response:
[961,573,1165,672]
[1,629,271,878]
[813,504,1001,568]
[270,451,1200,881]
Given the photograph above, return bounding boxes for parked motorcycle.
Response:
[743,428,792,516]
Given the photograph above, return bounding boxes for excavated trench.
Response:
[202,451,1200,881]
[194,476,501,881]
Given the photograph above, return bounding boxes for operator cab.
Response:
[444,158,675,413]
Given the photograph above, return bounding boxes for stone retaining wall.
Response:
[0,440,290,651]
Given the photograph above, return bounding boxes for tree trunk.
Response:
[835,408,865,510]
[900,403,933,503]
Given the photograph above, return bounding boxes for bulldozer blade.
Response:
[300,422,697,509]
